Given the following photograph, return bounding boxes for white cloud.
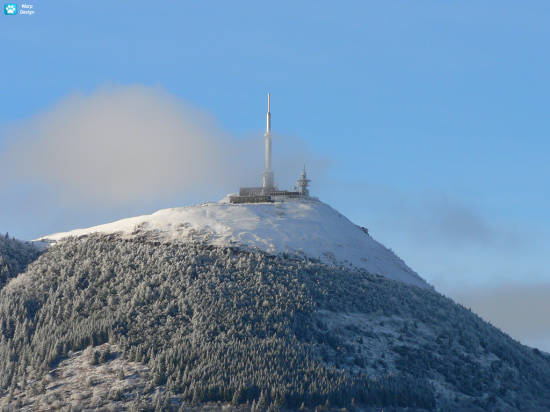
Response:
[2,85,255,206]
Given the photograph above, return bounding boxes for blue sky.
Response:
[1,1,550,349]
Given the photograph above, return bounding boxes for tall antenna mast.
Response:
[262,93,275,188]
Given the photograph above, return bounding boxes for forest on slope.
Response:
[0,234,549,411]
[0,234,41,290]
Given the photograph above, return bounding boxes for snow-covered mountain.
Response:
[39,198,428,289]
[3,198,550,411]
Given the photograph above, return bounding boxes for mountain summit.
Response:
[39,198,428,289]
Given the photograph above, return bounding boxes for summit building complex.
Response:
[230,94,314,204]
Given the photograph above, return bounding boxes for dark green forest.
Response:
[0,234,549,411]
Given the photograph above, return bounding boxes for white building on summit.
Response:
[230,94,315,204]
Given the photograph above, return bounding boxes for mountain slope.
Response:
[1,234,550,411]
[0,233,42,290]
[39,199,428,289]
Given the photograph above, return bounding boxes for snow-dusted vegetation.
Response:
[0,343,150,411]
[0,233,41,290]
[0,234,549,411]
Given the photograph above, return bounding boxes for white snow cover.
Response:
[38,197,429,289]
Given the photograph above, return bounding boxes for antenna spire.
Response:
[262,93,274,188]
[266,93,271,134]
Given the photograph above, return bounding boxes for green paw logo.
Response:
[4,4,17,15]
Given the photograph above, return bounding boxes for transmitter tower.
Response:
[229,94,315,204]
[262,93,275,188]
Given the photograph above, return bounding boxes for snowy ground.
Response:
[38,197,428,289]
[0,344,150,411]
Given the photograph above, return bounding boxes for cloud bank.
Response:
[2,85,259,206]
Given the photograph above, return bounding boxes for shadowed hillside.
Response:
[0,234,41,290]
